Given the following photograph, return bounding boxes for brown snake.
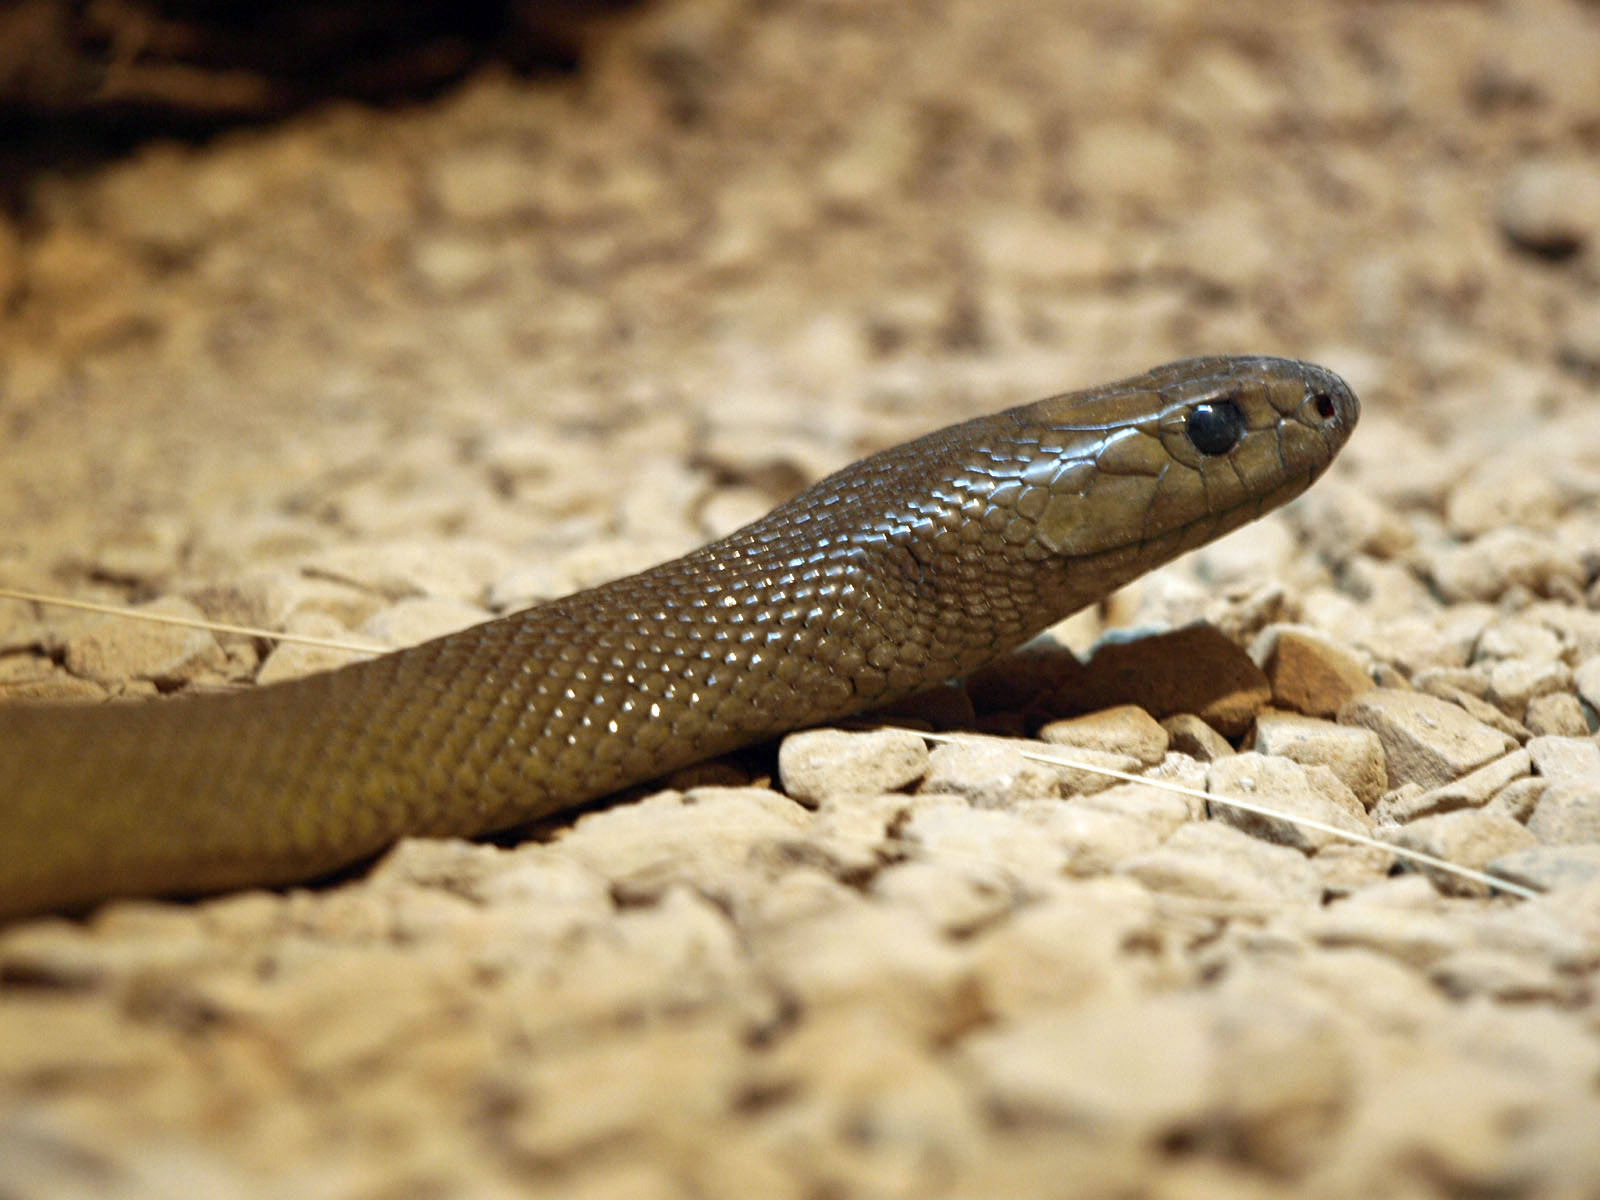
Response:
[0,356,1357,917]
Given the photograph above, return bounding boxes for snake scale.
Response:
[0,356,1357,917]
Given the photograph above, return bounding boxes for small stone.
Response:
[1358,607,1490,674]
[1207,753,1369,852]
[1561,297,1600,372]
[757,900,976,1041]
[1487,845,1600,892]
[1390,810,1540,897]
[1161,713,1234,761]
[1339,689,1516,791]
[1313,842,1397,896]
[429,144,545,222]
[1253,712,1387,807]
[1446,462,1570,541]
[898,802,1069,890]
[871,858,1014,936]
[301,539,512,604]
[1429,950,1574,1003]
[1526,783,1600,846]
[409,232,502,296]
[1423,528,1586,604]
[1076,779,1203,834]
[359,596,490,647]
[1496,156,1600,258]
[1476,617,1564,665]
[778,728,929,806]
[1526,735,1600,784]
[254,612,367,684]
[1574,655,1600,712]
[1423,680,1533,741]
[56,596,227,686]
[1037,704,1169,766]
[962,994,1218,1131]
[1025,801,1169,875]
[1260,628,1374,718]
[1525,692,1591,738]
[973,879,1155,1015]
[1298,883,1467,966]
[556,787,809,903]
[1485,659,1571,718]
[1119,821,1322,904]
[1051,623,1271,737]
[917,738,1063,808]
[1373,749,1532,824]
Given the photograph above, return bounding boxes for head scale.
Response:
[1001,355,1358,569]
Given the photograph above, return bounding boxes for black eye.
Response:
[1185,400,1246,456]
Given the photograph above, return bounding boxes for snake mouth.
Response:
[1071,461,1327,573]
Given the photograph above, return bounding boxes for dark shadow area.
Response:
[0,0,647,206]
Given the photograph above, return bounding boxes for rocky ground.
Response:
[2,0,1600,1196]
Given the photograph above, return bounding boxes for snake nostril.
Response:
[1312,392,1337,421]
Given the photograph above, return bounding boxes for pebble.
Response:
[1574,654,1600,712]
[556,787,810,904]
[778,728,929,806]
[1037,704,1169,766]
[1074,779,1202,835]
[56,596,227,686]
[1484,779,1548,827]
[359,596,490,646]
[1257,627,1374,718]
[1339,689,1516,791]
[1561,297,1600,371]
[1299,901,1468,968]
[1024,801,1168,876]
[916,737,1066,808]
[871,858,1015,936]
[1161,713,1234,761]
[428,144,547,223]
[1423,528,1586,604]
[1484,658,1570,718]
[1206,753,1369,853]
[1524,691,1591,737]
[756,900,977,1042]
[300,539,513,603]
[1389,810,1539,897]
[1495,155,1600,258]
[1487,844,1600,893]
[897,801,1070,891]
[1420,679,1533,741]
[254,612,368,684]
[1119,821,1322,904]
[1252,712,1387,807]
[1372,749,1531,824]
[1526,783,1600,846]
[962,995,1218,1132]
[972,879,1155,1015]
[1526,734,1600,784]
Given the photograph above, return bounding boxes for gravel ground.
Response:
[2,0,1600,1196]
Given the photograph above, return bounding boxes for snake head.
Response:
[1012,355,1359,563]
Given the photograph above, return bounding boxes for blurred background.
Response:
[1,3,1599,1195]
[1,0,1595,611]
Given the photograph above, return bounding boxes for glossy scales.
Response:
[0,355,1358,915]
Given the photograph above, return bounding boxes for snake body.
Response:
[0,356,1357,917]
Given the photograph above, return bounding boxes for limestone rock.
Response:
[1339,689,1516,791]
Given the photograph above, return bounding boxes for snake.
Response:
[0,355,1357,918]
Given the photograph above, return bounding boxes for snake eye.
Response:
[1185,400,1246,456]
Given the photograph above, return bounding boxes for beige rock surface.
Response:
[2,0,1600,1196]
